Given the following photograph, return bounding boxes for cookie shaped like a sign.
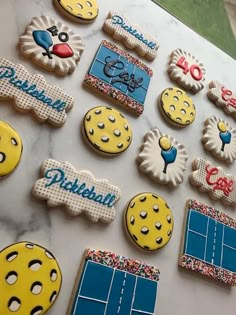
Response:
[0,58,73,127]
[19,16,84,76]
[103,11,159,60]
[189,157,236,206]
[32,159,121,223]
[168,49,206,93]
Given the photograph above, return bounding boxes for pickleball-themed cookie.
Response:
[67,249,159,315]
[158,87,196,127]
[137,129,188,187]
[202,116,236,163]
[83,106,132,155]
[124,192,174,251]
[19,16,84,76]
[103,11,159,61]
[53,0,99,23]
[0,58,73,127]
[0,241,62,315]
[179,199,236,286]
[208,81,236,120]
[0,121,23,178]
[32,159,121,223]
[189,157,236,206]
[168,49,206,93]
[84,40,153,116]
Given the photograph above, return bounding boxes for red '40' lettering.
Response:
[176,56,203,81]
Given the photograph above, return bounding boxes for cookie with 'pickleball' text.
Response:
[124,192,174,251]
[168,49,206,93]
[83,106,132,155]
[158,87,196,128]
[19,16,84,76]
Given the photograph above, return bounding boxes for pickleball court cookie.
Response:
[0,121,23,178]
[0,241,62,315]
[159,87,196,127]
[83,106,132,155]
[53,0,99,23]
[19,16,84,76]
[124,192,174,251]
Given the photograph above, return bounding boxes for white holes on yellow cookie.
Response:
[8,297,21,311]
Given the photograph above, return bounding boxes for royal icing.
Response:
[208,81,236,119]
[0,121,23,178]
[0,58,73,127]
[83,106,132,155]
[103,11,159,61]
[54,0,99,23]
[125,192,174,251]
[179,199,236,286]
[67,249,159,315]
[159,87,196,127]
[32,159,121,223]
[84,40,153,116]
[189,157,236,206]
[168,49,206,93]
[202,116,236,163]
[137,129,188,187]
[0,241,62,314]
[19,16,84,76]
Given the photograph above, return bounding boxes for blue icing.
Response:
[133,277,157,313]
[161,147,177,164]
[219,131,231,144]
[0,66,66,112]
[44,168,117,208]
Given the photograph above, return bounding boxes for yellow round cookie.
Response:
[125,193,174,251]
[83,106,132,155]
[159,87,196,127]
[0,242,62,315]
[0,121,23,178]
[54,0,99,23]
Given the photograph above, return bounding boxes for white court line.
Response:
[129,276,138,315]
[104,268,115,315]
[78,295,107,304]
[204,217,210,261]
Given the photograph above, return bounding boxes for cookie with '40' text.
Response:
[0,241,62,315]
[158,87,196,128]
[83,106,132,155]
[124,192,174,251]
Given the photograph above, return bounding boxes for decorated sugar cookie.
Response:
[159,87,196,127]
[202,116,236,163]
[19,16,84,76]
[208,81,236,119]
[124,193,174,251]
[83,106,132,155]
[168,49,206,93]
[189,157,236,206]
[179,199,236,286]
[0,121,23,178]
[67,249,159,315]
[32,159,121,223]
[103,11,159,60]
[53,0,99,23]
[84,40,153,116]
[0,241,62,314]
[137,129,188,187]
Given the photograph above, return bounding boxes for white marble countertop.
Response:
[0,0,236,314]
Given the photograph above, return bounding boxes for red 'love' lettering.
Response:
[205,165,234,196]
[176,56,203,81]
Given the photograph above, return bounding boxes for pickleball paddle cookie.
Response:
[137,129,188,187]
[53,0,99,23]
[0,121,23,178]
[202,116,236,163]
[158,87,196,127]
[19,16,84,76]
[124,192,174,251]
[83,106,132,155]
[0,241,62,315]
[168,49,206,93]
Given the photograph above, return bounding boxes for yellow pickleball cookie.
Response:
[159,87,196,127]
[83,106,132,155]
[0,242,62,315]
[54,0,99,23]
[0,121,23,178]
[125,193,174,251]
